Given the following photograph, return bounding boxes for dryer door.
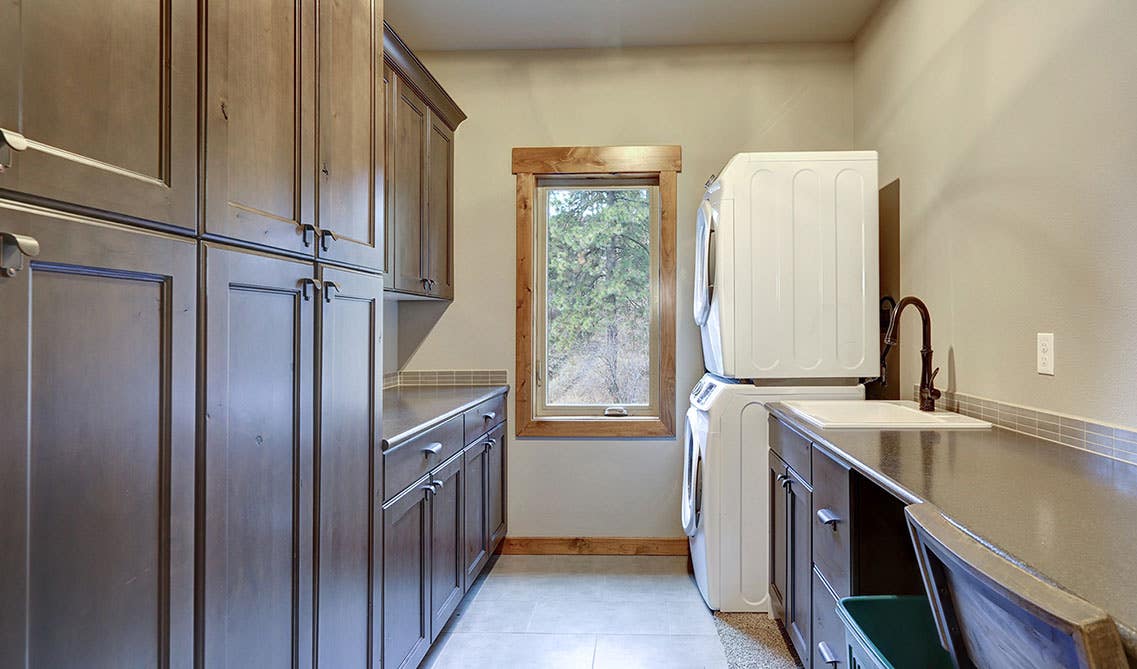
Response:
[693,199,716,326]
[682,407,706,537]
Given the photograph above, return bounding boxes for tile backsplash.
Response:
[385,369,508,390]
[920,387,1137,465]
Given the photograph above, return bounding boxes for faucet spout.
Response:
[882,296,941,411]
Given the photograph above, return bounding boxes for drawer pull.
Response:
[421,442,443,456]
[482,411,497,421]
[431,478,444,490]
[483,438,496,450]
[816,508,842,528]
[818,640,840,666]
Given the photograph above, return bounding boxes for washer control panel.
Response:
[689,373,734,410]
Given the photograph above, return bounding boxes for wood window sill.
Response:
[516,416,674,439]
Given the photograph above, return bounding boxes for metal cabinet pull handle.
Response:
[818,641,840,666]
[300,223,320,248]
[775,474,789,485]
[817,508,842,528]
[431,478,444,490]
[320,229,338,252]
[298,277,322,301]
[421,482,437,495]
[482,411,497,421]
[323,280,341,303]
[781,477,792,491]
[421,442,443,456]
[483,438,496,450]
[0,232,40,277]
[0,129,28,172]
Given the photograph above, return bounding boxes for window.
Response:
[513,146,681,437]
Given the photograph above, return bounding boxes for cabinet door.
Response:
[203,244,315,668]
[383,479,433,669]
[0,203,196,668]
[316,266,383,668]
[0,1,197,230]
[487,427,508,547]
[430,454,465,639]
[382,64,395,289]
[204,0,317,255]
[390,73,428,293]
[425,113,454,299]
[463,441,490,585]
[316,0,383,270]
[769,451,788,622]
[787,467,813,665]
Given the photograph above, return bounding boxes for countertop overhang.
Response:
[767,401,1137,659]
[383,384,510,449]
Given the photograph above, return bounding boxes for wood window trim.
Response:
[513,145,681,438]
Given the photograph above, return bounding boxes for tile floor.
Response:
[422,555,730,669]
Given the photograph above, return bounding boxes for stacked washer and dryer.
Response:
[683,151,879,612]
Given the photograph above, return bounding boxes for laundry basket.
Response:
[835,596,953,669]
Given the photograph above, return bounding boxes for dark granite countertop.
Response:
[383,384,509,449]
[767,402,1137,657]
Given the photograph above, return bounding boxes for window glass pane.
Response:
[544,187,653,406]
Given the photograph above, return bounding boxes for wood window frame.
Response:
[513,145,681,438]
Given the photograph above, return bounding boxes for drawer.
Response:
[812,568,846,669]
[769,415,811,483]
[464,393,506,443]
[384,415,464,501]
[812,446,852,598]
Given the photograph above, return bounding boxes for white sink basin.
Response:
[783,400,992,430]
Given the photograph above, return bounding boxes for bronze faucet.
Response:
[881,296,941,411]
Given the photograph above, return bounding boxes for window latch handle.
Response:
[604,406,628,417]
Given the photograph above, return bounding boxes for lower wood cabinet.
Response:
[769,447,813,665]
[488,426,508,546]
[430,453,466,639]
[383,477,433,669]
[463,438,491,582]
[0,203,197,668]
[812,569,845,669]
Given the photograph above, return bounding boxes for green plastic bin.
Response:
[835,596,954,669]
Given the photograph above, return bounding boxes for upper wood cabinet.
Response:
[204,0,384,267]
[0,0,198,232]
[383,23,465,299]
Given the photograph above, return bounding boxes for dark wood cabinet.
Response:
[429,453,466,639]
[769,451,789,622]
[316,265,384,668]
[487,427,508,546]
[0,0,198,231]
[316,0,384,269]
[383,478,433,669]
[769,445,813,666]
[383,23,465,300]
[0,204,197,668]
[202,243,316,668]
[463,438,491,584]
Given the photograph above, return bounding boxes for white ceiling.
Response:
[386,0,883,51]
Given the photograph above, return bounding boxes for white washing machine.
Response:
[683,373,863,612]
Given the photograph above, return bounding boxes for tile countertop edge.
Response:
[765,401,1137,660]
[382,384,510,449]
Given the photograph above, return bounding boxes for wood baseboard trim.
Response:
[501,536,689,556]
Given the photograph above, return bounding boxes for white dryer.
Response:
[695,151,880,380]
[683,373,863,612]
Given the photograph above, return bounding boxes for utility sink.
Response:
[783,400,992,430]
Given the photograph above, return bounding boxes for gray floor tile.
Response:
[593,634,729,669]
[527,599,671,635]
[602,572,706,603]
[452,599,536,633]
[428,632,597,669]
[666,599,719,636]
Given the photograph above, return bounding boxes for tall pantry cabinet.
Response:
[0,0,385,667]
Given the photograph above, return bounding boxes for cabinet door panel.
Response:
[0,203,196,668]
[425,114,453,298]
[383,480,432,669]
[769,452,788,622]
[430,454,465,638]
[487,425,507,547]
[204,0,316,255]
[317,266,383,668]
[317,0,382,269]
[0,1,197,230]
[382,64,395,289]
[787,468,813,664]
[391,75,427,293]
[203,244,315,668]
[463,442,489,584]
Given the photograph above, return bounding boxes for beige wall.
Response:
[393,44,856,537]
[854,0,1137,425]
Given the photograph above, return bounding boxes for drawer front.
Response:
[464,393,506,442]
[769,416,811,483]
[812,568,846,669]
[812,447,852,598]
[384,415,464,501]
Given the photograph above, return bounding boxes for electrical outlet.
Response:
[1037,333,1055,375]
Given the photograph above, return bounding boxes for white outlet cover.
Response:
[1037,333,1055,375]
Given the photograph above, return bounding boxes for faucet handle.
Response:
[929,367,942,399]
